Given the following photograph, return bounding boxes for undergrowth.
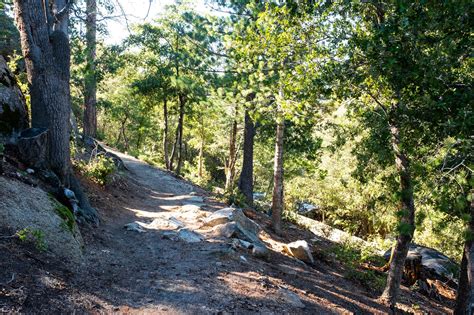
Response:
[49,196,76,233]
[74,154,116,186]
[16,228,47,252]
[330,240,387,292]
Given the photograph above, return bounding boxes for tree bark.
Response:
[83,0,97,138]
[271,117,285,236]
[175,94,185,175]
[163,97,170,170]
[225,105,238,192]
[454,188,474,315]
[14,0,99,224]
[198,115,204,178]
[380,108,416,308]
[238,107,256,206]
[14,0,71,181]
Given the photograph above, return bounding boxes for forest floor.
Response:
[0,148,454,314]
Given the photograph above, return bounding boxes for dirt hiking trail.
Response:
[0,149,452,314]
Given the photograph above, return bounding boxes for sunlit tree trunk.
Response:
[455,187,474,314]
[381,103,415,308]
[225,104,238,192]
[83,0,97,138]
[271,117,285,235]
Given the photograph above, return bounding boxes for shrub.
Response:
[75,154,116,186]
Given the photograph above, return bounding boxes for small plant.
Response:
[16,228,47,251]
[75,154,116,185]
[49,196,76,233]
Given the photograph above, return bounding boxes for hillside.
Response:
[0,149,453,314]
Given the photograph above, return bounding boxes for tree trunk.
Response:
[271,118,285,235]
[454,188,474,315]
[163,97,170,170]
[14,0,98,224]
[380,109,416,308]
[175,94,185,175]
[169,124,179,171]
[238,109,256,206]
[225,105,238,192]
[14,0,71,181]
[198,115,204,178]
[83,0,97,138]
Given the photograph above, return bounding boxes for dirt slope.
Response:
[0,149,453,314]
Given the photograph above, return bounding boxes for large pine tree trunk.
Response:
[83,0,97,137]
[380,111,415,308]
[271,118,285,235]
[14,0,71,181]
[14,0,99,224]
[454,188,474,314]
[163,97,170,170]
[225,105,238,192]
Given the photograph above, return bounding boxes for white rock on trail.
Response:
[124,222,147,233]
[283,240,314,264]
[178,228,204,243]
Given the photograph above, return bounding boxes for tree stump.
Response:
[403,252,422,286]
[17,127,48,169]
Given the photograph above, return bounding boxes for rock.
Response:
[203,208,234,227]
[0,56,28,135]
[161,231,178,240]
[212,222,238,238]
[276,288,305,308]
[283,240,314,264]
[178,228,203,243]
[203,207,262,244]
[252,244,270,260]
[384,244,458,284]
[0,177,83,268]
[168,217,185,229]
[124,222,147,233]
[240,255,247,262]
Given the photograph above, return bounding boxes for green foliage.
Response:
[16,228,47,252]
[66,0,472,264]
[75,155,116,186]
[330,241,386,292]
[51,198,76,233]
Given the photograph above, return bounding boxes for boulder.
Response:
[0,177,83,268]
[0,56,28,134]
[283,240,315,264]
[203,207,262,244]
[203,207,234,227]
[211,222,238,238]
[383,244,458,284]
